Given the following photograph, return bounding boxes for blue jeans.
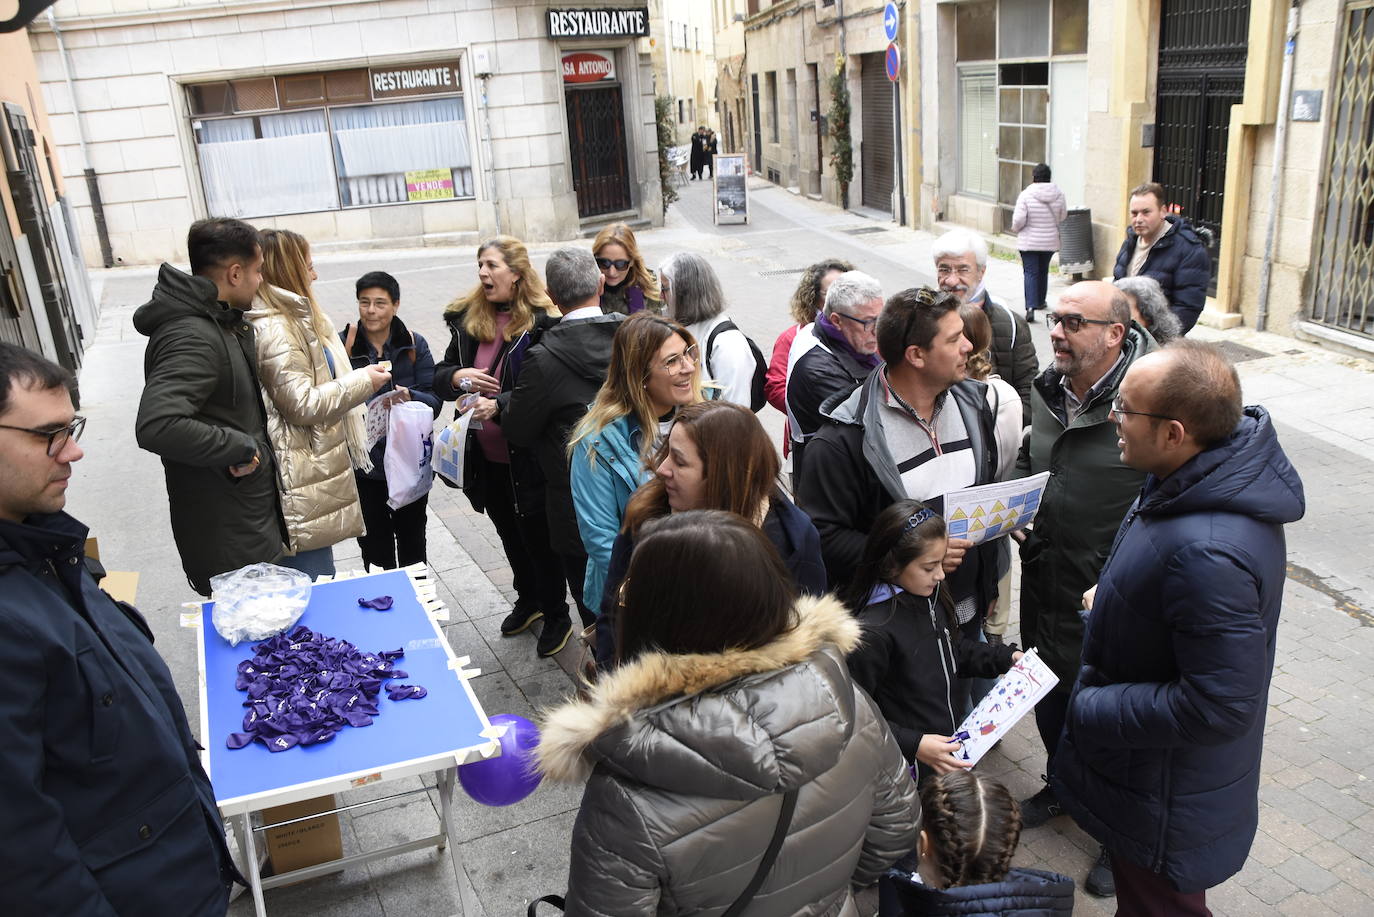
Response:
[277,546,335,580]
[1021,250,1053,311]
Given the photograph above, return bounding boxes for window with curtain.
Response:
[195,110,338,217]
[959,69,997,198]
[330,98,473,206]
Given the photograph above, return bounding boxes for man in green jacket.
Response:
[1013,280,1156,897]
[135,219,285,595]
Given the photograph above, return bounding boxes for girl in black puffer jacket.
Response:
[889,771,1075,915]
[843,499,1020,782]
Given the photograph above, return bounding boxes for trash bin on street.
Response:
[1059,207,1094,277]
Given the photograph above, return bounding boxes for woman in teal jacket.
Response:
[568,313,708,620]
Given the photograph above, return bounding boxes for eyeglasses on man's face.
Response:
[1109,395,1175,423]
[596,257,631,271]
[832,310,879,332]
[1046,312,1116,333]
[935,264,978,279]
[0,415,86,457]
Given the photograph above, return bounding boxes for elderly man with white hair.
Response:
[933,229,1038,425]
[785,269,884,479]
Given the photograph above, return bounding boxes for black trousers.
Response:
[476,452,569,623]
[1035,683,1072,776]
[559,549,595,628]
[356,474,428,570]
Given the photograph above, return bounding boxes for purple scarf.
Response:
[817,312,881,371]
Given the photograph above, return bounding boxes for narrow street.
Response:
[68,180,1374,917]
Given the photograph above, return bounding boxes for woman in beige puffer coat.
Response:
[249,229,389,577]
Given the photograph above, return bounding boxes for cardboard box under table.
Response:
[197,567,494,916]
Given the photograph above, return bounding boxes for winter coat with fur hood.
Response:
[538,595,919,917]
[248,287,375,554]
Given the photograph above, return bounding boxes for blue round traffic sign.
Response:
[885,42,901,82]
[883,2,900,42]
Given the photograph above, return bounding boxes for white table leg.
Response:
[437,768,478,916]
[240,811,268,917]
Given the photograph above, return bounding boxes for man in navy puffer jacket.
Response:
[1112,182,1212,333]
[1053,340,1304,915]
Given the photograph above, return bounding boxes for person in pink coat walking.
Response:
[1011,163,1068,323]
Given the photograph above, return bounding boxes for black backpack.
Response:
[705,319,768,413]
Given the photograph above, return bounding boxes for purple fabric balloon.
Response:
[458,714,542,807]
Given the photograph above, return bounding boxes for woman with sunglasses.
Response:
[568,313,710,634]
[433,236,572,658]
[593,400,825,665]
[593,222,663,316]
[536,511,917,916]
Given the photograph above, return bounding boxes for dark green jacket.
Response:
[134,264,285,595]
[1014,323,1155,683]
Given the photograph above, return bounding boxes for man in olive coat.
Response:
[135,219,285,595]
[1013,280,1156,896]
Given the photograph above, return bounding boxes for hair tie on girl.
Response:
[902,507,937,532]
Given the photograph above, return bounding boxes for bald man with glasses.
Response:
[1010,280,1158,898]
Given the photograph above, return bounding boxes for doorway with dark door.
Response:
[1151,0,1250,294]
[565,85,632,218]
[859,52,894,214]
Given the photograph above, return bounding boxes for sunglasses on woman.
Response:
[596,257,631,271]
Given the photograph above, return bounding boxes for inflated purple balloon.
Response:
[457,713,542,806]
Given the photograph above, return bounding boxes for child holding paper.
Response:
[844,500,1022,781]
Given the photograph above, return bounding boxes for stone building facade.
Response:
[30,0,664,266]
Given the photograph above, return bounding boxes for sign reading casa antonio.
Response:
[547,7,650,38]
[562,50,617,83]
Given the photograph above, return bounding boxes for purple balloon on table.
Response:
[457,713,542,806]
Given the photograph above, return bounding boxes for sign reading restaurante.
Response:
[547,7,650,38]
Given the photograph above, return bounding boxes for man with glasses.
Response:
[785,270,883,479]
[1055,342,1303,916]
[504,248,625,640]
[0,342,241,914]
[933,230,1037,425]
[1012,279,1156,897]
[135,218,286,596]
[797,286,1013,628]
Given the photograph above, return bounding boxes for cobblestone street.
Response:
[70,178,1374,916]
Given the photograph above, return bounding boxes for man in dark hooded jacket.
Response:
[503,247,624,630]
[134,218,285,595]
[1053,341,1304,916]
[0,342,240,915]
[1112,182,1212,333]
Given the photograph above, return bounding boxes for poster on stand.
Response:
[713,154,749,225]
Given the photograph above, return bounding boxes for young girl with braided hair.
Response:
[843,499,1022,781]
[890,771,1074,914]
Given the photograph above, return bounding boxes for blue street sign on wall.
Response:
[883,2,899,43]
[885,42,901,82]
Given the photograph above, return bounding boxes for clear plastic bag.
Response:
[210,562,313,646]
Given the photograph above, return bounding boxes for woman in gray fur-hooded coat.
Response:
[537,511,919,916]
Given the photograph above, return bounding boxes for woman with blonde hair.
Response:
[433,236,570,657]
[248,228,391,578]
[568,312,709,625]
[593,222,662,315]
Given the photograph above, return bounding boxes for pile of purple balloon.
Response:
[226,625,426,752]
